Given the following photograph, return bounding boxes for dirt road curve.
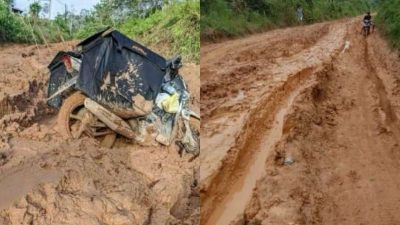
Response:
[0,42,200,225]
[201,17,400,225]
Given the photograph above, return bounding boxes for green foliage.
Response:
[27,17,72,43]
[1,0,200,62]
[77,0,200,62]
[201,0,373,38]
[119,0,200,62]
[201,0,271,35]
[376,0,400,49]
[0,0,34,43]
[29,2,41,17]
[0,0,65,44]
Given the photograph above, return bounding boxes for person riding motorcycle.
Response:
[362,12,373,35]
[296,5,304,22]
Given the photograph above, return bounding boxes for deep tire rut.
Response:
[202,17,400,225]
[201,67,317,225]
[364,40,400,140]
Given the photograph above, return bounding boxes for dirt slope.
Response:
[201,17,400,225]
[0,42,200,225]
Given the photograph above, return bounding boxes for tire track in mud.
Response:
[204,69,317,225]
[201,22,347,186]
[237,19,400,225]
[364,40,400,140]
[201,23,330,71]
[201,24,331,119]
[201,20,350,225]
[202,67,346,225]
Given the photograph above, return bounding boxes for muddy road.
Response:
[201,17,400,225]
[0,42,200,225]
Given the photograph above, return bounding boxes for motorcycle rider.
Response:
[362,11,373,35]
[296,4,304,22]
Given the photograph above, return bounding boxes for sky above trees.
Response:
[13,0,98,18]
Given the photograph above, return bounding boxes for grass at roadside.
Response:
[118,1,200,62]
[376,0,400,50]
[72,0,200,62]
[1,0,199,62]
[201,0,374,41]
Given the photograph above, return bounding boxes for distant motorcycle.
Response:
[362,19,373,37]
[47,28,200,156]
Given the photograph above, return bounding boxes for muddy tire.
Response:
[57,92,117,147]
[57,92,86,138]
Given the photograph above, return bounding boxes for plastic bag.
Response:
[162,93,180,113]
[155,93,180,113]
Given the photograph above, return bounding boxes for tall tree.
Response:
[29,2,42,17]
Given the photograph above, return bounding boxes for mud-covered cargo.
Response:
[47,28,167,109]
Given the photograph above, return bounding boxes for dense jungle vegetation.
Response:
[201,0,378,40]
[376,0,400,50]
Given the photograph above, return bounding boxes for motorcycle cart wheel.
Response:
[57,92,117,148]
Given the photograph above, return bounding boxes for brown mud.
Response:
[0,42,200,225]
[201,17,400,225]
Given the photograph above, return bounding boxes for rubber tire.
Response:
[57,92,117,147]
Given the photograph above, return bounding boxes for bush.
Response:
[201,0,271,36]
[120,0,200,62]
[0,0,34,43]
[201,0,373,38]
[1,0,200,63]
[24,17,72,44]
[0,0,71,44]
[77,0,200,62]
[376,0,400,49]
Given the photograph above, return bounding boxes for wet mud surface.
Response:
[0,42,200,225]
[201,17,400,225]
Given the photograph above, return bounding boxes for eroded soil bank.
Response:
[201,17,400,225]
[0,42,200,225]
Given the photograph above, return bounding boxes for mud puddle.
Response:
[206,80,315,225]
[0,166,61,210]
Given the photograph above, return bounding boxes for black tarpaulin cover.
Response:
[76,28,166,108]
